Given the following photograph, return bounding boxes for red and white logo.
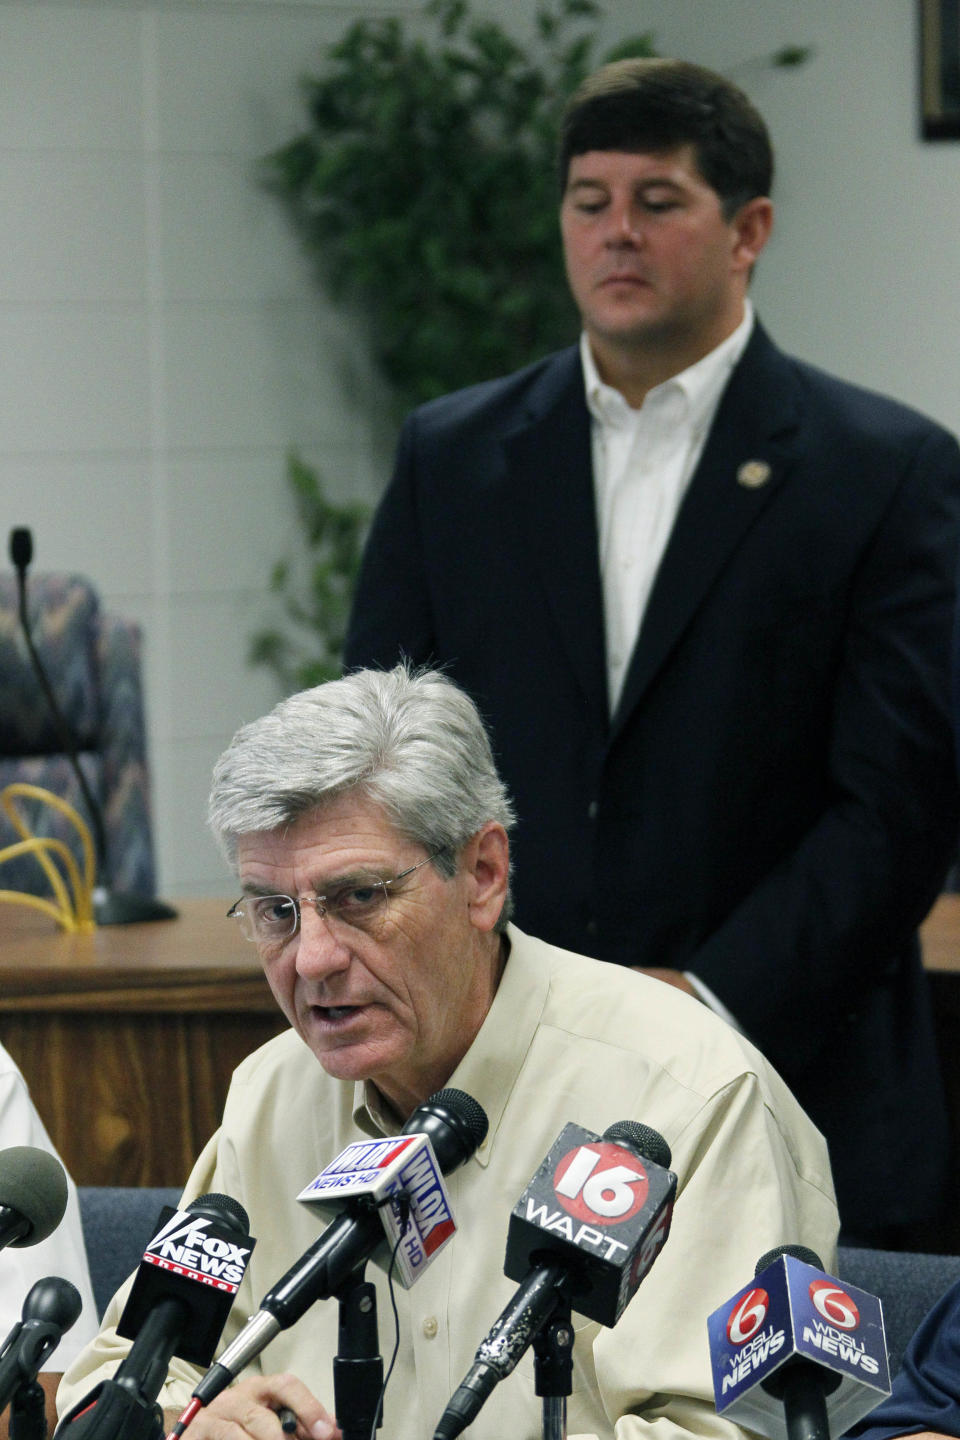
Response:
[726,1287,770,1345]
[809,1280,860,1330]
[553,1143,649,1226]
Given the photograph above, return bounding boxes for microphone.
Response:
[7,526,177,927]
[433,1119,677,1440]
[184,1089,488,1416]
[0,1146,69,1251]
[0,1276,83,1415]
[708,1245,891,1440]
[55,1194,253,1440]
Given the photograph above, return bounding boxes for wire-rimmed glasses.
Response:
[226,850,441,948]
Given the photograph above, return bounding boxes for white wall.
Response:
[1,0,957,898]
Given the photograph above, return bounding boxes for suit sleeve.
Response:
[689,423,960,1058]
[344,417,438,672]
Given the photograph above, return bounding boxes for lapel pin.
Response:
[736,459,772,490]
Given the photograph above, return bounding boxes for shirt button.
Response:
[586,919,598,937]
[587,800,598,820]
[423,1316,439,1339]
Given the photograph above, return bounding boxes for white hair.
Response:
[208,665,515,925]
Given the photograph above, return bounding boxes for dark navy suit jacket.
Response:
[849,1277,960,1439]
[345,323,960,1236]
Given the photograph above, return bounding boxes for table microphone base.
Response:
[93,889,178,926]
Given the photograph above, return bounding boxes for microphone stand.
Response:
[1,1317,64,1440]
[532,1296,574,1440]
[332,1267,384,1440]
[9,1377,50,1440]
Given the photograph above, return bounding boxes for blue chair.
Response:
[79,1186,180,1317]
[837,1245,960,1375]
[0,572,158,900]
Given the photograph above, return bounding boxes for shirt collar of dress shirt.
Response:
[580,299,755,434]
[353,926,546,1166]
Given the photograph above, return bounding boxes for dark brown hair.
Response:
[559,58,773,217]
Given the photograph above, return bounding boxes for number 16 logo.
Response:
[553,1143,649,1225]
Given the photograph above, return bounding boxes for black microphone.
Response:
[433,1119,677,1440]
[187,1089,489,1413]
[0,1276,83,1415]
[55,1194,253,1440]
[0,1146,69,1251]
[708,1244,890,1440]
[7,526,177,927]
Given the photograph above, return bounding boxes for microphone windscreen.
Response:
[23,1275,84,1331]
[0,1146,69,1246]
[190,1192,251,1234]
[405,1089,489,1166]
[9,527,33,571]
[603,1121,672,1169]
[756,1244,823,1274]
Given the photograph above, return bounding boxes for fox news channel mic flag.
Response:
[708,1250,890,1440]
[57,1196,253,1440]
[117,1200,254,1363]
[296,1129,456,1287]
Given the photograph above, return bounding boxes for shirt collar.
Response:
[581,300,755,432]
[351,925,548,1166]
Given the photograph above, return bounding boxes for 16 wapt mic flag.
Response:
[708,1252,890,1437]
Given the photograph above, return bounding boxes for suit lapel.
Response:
[611,326,803,737]
[504,350,610,731]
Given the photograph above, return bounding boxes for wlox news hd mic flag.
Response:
[297,1132,456,1289]
[708,1252,890,1437]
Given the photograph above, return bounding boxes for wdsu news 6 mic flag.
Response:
[708,1250,890,1439]
[296,1129,456,1288]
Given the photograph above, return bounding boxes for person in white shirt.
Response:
[1,1041,99,1434]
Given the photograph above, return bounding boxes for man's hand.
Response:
[632,967,698,998]
[164,1373,341,1440]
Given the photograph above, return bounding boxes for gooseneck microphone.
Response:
[7,526,177,926]
[185,1089,488,1416]
[0,1276,83,1416]
[0,1146,69,1252]
[55,1193,253,1440]
[433,1119,677,1440]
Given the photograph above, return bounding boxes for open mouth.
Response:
[318,1005,362,1023]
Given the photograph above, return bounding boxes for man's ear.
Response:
[731,195,774,274]
[462,823,511,933]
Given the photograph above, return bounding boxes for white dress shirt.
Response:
[583,303,754,716]
[0,1043,100,1367]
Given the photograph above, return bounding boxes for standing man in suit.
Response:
[344,57,960,1243]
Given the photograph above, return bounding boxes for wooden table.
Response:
[4,891,960,1202]
[0,897,287,1186]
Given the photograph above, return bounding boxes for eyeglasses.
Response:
[226,850,442,947]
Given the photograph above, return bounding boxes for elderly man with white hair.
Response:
[60,664,837,1440]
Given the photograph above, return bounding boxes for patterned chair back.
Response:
[0,572,157,898]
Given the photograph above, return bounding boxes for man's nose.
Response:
[294,900,351,979]
[607,203,643,245]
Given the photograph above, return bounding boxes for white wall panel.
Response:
[0,0,957,896]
